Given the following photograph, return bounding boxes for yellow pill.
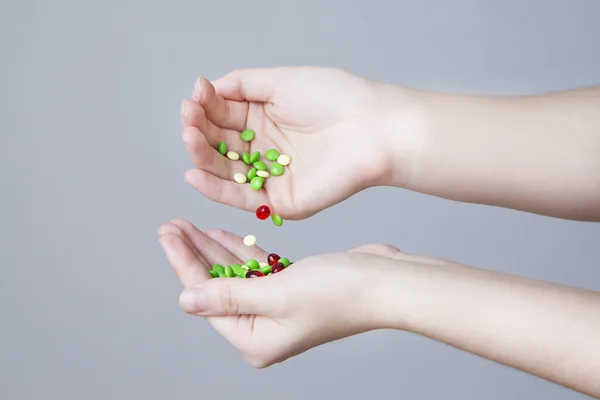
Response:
[241,264,249,270]
[226,151,240,160]
[243,234,257,246]
[256,170,270,178]
[233,173,247,184]
[277,154,291,166]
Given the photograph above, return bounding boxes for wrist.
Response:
[369,82,433,190]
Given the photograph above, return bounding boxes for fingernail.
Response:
[181,100,188,117]
[192,77,202,101]
[180,287,207,313]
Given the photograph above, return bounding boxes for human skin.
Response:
[157,220,600,398]
[180,66,600,222]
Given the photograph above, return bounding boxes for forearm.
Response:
[377,259,600,397]
[383,85,600,221]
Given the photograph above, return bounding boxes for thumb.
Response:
[212,67,285,102]
[178,277,275,316]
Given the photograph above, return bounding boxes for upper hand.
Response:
[179,66,413,220]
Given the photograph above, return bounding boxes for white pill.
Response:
[243,234,257,246]
[233,173,247,184]
[226,151,240,160]
[277,154,291,166]
[256,170,270,178]
[259,262,268,267]
[241,264,249,270]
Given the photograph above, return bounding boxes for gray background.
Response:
[1,0,599,399]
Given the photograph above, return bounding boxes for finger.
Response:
[179,275,281,317]
[158,222,211,287]
[184,169,270,212]
[182,126,249,181]
[169,219,240,267]
[211,67,285,102]
[180,99,244,151]
[205,229,269,263]
[349,243,403,259]
[193,77,249,132]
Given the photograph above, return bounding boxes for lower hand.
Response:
[158,218,409,367]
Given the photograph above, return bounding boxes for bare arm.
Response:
[376,259,600,397]
[384,85,600,221]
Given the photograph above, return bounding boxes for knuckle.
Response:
[217,284,239,315]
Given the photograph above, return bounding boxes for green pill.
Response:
[209,270,219,278]
[218,142,227,155]
[279,257,290,267]
[250,176,264,191]
[272,213,283,226]
[211,264,225,275]
[253,161,267,171]
[241,129,255,142]
[249,151,260,163]
[270,162,284,176]
[265,149,280,161]
[241,152,251,165]
[245,259,259,270]
[224,266,235,277]
[231,264,244,276]
[259,264,272,275]
[247,168,258,180]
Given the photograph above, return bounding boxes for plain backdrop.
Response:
[1,0,599,399]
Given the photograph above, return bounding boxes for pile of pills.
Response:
[209,252,293,279]
[217,129,291,228]
[210,128,293,279]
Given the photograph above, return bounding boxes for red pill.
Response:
[246,270,265,278]
[271,262,285,273]
[256,205,271,220]
[267,253,280,266]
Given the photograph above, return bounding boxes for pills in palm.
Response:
[277,154,291,166]
[234,173,247,184]
[209,250,293,279]
[241,129,255,141]
[226,151,240,160]
[257,170,270,178]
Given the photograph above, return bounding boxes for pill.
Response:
[279,257,290,267]
[257,170,270,178]
[247,168,258,180]
[245,259,259,270]
[250,151,260,163]
[241,152,251,165]
[271,262,285,273]
[256,205,270,220]
[234,173,247,184]
[218,142,227,155]
[253,161,267,171]
[272,213,283,226]
[259,264,272,275]
[226,151,240,160]
[259,262,268,268]
[209,270,219,278]
[224,266,235,277]
[243,234,257,246]
[246,270,265,278]
[277,154,291,166]
[265,149,280,161]
[241,264,249,270]
[267,253,280,266]
[270,162,284,176]
[241,129,255,142]
[250,176,264,191]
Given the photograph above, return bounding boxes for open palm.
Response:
[180,66,392,219]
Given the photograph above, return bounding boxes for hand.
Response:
[157,218,407,367]
[179,66,416,219]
